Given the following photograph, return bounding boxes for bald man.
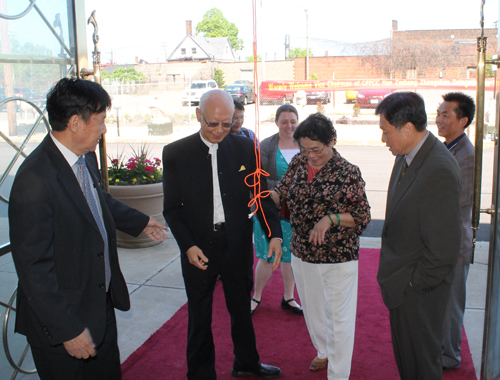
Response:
[163,90,283,379]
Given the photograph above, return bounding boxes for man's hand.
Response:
[142,217,169,242]
[267,238,283,271]
[63,328,96,359]
[186,246,209,270]
[309,216,331,246]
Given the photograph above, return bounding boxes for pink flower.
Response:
[126,163,136,170]
[145,165,154,174]
[112,159,118,164]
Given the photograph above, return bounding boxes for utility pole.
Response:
[284,35,290,60]
[305,9,309,80]
[261,0,266,81]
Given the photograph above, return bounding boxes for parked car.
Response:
[346,90,358,103]
[233,80,253,86]
[181,80,218,106]
[306,91,331,105]
[356,89,392,108]
[259,83,294,105]
[0,87,46,111]
[224,85,255,104]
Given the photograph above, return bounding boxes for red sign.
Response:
[260,79,495,92]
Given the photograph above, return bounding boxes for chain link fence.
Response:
[97,80,495,144]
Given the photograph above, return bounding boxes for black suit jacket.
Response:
[8,135,149,353]
[163,132,282,273]
[377,132,462,309]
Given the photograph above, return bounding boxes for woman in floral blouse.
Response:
[271,113,371,378]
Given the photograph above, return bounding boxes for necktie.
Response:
[398,159,408,185]
[76,156,111,291]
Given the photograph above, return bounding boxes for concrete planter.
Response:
[109,182,164,248]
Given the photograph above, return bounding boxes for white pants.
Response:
[292,256,358,380]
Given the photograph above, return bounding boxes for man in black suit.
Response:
[375,92,462,380]
[163,90,283,380]
[8,78,167,380]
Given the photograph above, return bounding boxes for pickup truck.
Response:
[181,80,218,106]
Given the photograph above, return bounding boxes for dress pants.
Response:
[30,292,121,380]
[181,229,260,380]
[292,255,358,380]
[389,270,454,380]
[442,264,470,369]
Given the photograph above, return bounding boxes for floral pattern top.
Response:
[275,149,371,263]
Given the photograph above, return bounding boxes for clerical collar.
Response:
[444,133,466,150]
[199,132,218,150]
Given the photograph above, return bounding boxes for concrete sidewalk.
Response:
[0,236,488,380]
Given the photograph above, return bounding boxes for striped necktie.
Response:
[76,156,111,291]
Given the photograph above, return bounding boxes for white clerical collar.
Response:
[199,132,219,151]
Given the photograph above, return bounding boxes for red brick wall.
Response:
[393,28,498,54]
[294,56,381,80]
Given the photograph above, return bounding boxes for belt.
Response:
[213,222,226,231]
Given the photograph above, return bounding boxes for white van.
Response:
[181,80,218,106]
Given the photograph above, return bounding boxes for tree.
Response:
[289,47,314,59]
[486,55,496,78]
[214,68,225,88]
[2,40,61,93]
[245,55,261,62]
[196,8,244,51]
[109,67,146,82]
[356,39,473,79]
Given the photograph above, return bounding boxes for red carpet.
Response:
[121,249,476,379]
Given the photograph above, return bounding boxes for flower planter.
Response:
[108,182,165,248]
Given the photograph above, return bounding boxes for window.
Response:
[181,48,186,55]
[192,48,196,54]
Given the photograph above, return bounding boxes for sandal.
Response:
[250,297,261,316]
[309,357,328,372]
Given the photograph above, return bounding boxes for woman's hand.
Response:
[270,190,280,208]
[308,216,332,246]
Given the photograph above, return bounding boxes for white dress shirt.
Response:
[199,132,225,224]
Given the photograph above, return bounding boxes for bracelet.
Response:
[335,213,341,226]
[327,214,334,225]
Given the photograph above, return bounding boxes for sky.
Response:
[83,0,499,64]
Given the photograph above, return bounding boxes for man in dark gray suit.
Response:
[436,92,475,371]
[376,92,462,380]
[9,78,167,380]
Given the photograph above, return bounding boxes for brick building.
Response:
[292,21,498,81]
[134,21,497,84]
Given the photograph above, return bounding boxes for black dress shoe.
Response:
[231,363,282,378]
[250,297,261,316]
[281,297,303,315]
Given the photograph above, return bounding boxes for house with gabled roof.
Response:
[167,21,237,62]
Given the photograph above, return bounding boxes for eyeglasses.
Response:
[232,115,245,122]
[300,145,326,156]
[201,112,232,129]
